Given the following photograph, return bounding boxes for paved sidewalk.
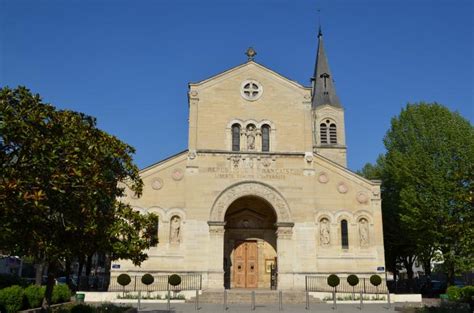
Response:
[135,302,401,312]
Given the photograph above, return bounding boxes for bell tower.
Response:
[311,27,347,167]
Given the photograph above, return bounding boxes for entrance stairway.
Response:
[186,289,323,304]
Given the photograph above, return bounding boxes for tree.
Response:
[0,87,158,310]
[360,102,473,287]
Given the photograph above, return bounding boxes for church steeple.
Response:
[311,27,342,108]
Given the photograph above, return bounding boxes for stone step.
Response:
[186,290,323,304]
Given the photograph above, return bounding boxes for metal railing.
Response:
[109,273,202,292]
[305,272,388,294]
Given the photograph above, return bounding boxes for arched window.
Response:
[232,124,240,151]
[341,219,349,249]
[329,123,337,144]
[261,124,270,152]
[320,123,328,144]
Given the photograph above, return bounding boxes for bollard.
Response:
[137,291,141,311]
[195,289,199,311]
[332,290,336,310]
[305,291,309,310]
[387,289,391,309]
[251,290,255,311]
[224,289,227,311]
[360,290,363,310]
[279,290,283,311]
[167,290,171,311]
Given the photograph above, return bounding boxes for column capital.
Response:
[275,222,294,239]
[208,221,226,235]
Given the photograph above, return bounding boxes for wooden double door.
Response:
[233,241,258,288]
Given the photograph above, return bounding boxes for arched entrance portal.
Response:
[224,196,277,289]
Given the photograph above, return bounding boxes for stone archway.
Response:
[207,181,294,290]
[209,181,292,223]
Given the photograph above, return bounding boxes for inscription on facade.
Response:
[205,167,303,180]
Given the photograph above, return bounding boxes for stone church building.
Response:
[113,30,385,290]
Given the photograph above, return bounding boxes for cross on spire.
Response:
[311,27,342,108]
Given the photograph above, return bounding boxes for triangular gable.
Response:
[139,150,188,179]
[189,60,311,92]
[313,152,381,191]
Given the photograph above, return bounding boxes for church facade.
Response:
[112,31,385,290]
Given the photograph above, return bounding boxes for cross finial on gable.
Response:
[245,47,257,61]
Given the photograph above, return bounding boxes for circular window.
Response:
[241,80,263,101]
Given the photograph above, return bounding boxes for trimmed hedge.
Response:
[370,275,382,287]
[52,284,72,304]
[24,284,46,309]
[141,274,154,286]
[460,285,474,302]
[71,303,96,313]
[117,274,131,287]
[327,274,340,288]
[447,286,462,301]
[347,274,359,287]
[168,274,181,286]
[0,285,24,313]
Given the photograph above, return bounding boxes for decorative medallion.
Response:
[171,168,184,181]
[188,151,197,160]
[356,191,369,204]
[261,158,272,168]
[337,182,349,194]
[318,172,329,184]
[190,90,198,97]
[241,80,263,101]
[151,178,163,190]
[305,154,314,163]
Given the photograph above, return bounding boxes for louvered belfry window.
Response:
[341,220,349,249]
[329,123,337,144]
[261,124,270,152]
[232,124,241,151]
[320,123,328,144]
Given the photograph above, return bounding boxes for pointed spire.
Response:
[311,28,342,108]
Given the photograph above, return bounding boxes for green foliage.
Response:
[24,284,46,308]
[71,303,96,313]
[447,286,462,301]
[0,87,159,307]
[370,275,382,287]
[141,273,154,285]
[359,103,474,282]
[117,274,131,287]
[460,285,474,302]
[415,301,471,313]
[168,274,181,286]
[0,285,24,313]
[52,303,131,313]
[96,303,132,313]
[327,274,340,288]
[52,284,71,304]
[347,274,359,286]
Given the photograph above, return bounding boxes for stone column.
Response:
[275,222,295,289]
[207,221,225,290]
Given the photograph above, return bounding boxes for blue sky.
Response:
[1,0,472,171]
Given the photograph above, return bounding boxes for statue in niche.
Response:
[170,216,181,244]
[320,218,330,246]
[359,218,369,247]
[245,124,258,150]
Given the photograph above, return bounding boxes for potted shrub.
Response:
[347,274,359,300]
[370,275,382,299]
[327,274,340,308]
[168,274,182,299]
[117,274,131,296]
[141,274,154,296]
